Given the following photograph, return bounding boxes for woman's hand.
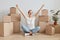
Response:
[40,4,45,9]
[16,4,19,9]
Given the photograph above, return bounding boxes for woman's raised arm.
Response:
[16,4,26,19]
[34,4,44,17]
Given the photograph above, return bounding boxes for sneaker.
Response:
[25,33,30,36]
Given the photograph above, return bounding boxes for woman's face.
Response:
[28,10,33,16]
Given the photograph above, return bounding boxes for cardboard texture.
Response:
[39,16,49,22]
[8,13,21,33]
[54,25,60,33]
[39,22,47,32]
[10,7,16,14]
[13,21,20,33]
[11,14,21,22]
[0,22,13,37]
[0,22,4,37]
[38,15,49,33]
[45,24,55,35]
[3,16,11,23]
[10,14,20,33]
[8,7,21,33]
[41,9,48,16]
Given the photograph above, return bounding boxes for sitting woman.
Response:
[16,4,44,36]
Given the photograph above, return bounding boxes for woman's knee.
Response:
[37,26,40,29]
[36,26,40,31]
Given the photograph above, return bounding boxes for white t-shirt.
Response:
[26,16,36,30]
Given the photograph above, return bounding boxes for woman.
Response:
[16,4,44,35]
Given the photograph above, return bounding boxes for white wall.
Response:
[0,0,60,23]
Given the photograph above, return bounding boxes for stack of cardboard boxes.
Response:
[38,9,55,35]
[39,16,49,32]
[38,9,49,33]
[0,7,21,37]
[8,7,21,33]
[0,16,13,37]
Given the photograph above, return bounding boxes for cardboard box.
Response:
[3,16,11,22]
[8,13,21,33]
[41,9,48,16]
[45,24,55,35]
[10,7,16,14]
[39,22,47,32]
[54,25,60,33]
[11,14,21,22]
[39,16,49,22]
[0,22,13,37]
[13,21,20,33]
[38,15,49,32]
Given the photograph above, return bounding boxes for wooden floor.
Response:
[0,33,60,40]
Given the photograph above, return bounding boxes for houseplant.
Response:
[52,14,58,25]
[52,10,60,25]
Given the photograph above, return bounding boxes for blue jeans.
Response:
[21,25,40,33]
